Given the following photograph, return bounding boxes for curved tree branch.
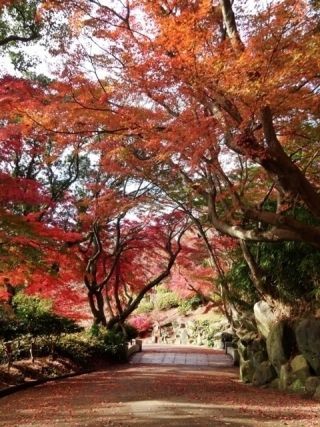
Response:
[0,32,39,46]
[219,0,244,52]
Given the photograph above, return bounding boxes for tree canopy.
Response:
[1,0,319,326]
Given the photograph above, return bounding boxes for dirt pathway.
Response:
[0,347,319,426]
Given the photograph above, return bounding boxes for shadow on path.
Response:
[0,349,319,427]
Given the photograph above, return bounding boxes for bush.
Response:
[154,291,180,311]
[56,332,95,365]
[112,323,138,341]
[223,240,320,309]
[135,299,154,314]
[57,326,129,365]
[129,315,152,333]
[89,326,128,362]
[178,296,202,315]
[156,285,170,294]
[12,292,81,338]
[0,304,20,340]
[12,293,52,337]
[13,293,52,321]
[188,320,220,347]
[123,323,139,340]
[101,328,128,362]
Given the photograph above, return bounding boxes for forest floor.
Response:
[0,346,319,426]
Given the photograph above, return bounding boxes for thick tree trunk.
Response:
[106,221,187,330]
[260,106,320,219]
[4,278,16,306]
[88,290,107,326]
[239,240,275,307]
[107,257,178,330]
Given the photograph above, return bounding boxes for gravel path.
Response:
[0,346,319,427]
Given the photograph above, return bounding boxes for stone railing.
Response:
[126,339,142,359]
[224,342,239,366]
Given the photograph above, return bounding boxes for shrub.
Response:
[123,323,139,340]
[101,329,128,362]
[57,326,129,365]
[178,296,202,315]
[0,294,81,364]
[12,293,52,337]
[0,304,20,340]
[156,285,169,294]
[129,315,152,333]
[112,323,138,341]
[11,292,81,338]
[13,293,52,320]
[188,320,220,347]
[135,299,154,314]
[89,326,128,362]
[56,332,95,365]
[154,291,180,311]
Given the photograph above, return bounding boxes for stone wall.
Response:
[151,318,231,347]
[238,301,320,400]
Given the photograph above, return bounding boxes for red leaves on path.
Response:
[0,349,319,426]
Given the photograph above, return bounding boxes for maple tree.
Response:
[0,0,98,316]
[59,0,319,311]
[1,0,320,326]
[144,1,319,246]
[55,0,319,244]
[78,203,189,327]
[0,74,86,317]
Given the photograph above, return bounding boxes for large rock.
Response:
[290,355,310,381]
[295,318,320,375]
[254,301,276,339]
[279,363,293,390]
[269,378,280,389]
[252,350,268,368]
[234,311,257,332]
[238,331,258,342]
[238,341,249,361]
[248,338,267,354]
[267,320,296,374]
[252,361,276,386]
[288,379,306,394]
[305,377,320,395]
[246,339,268,369]
[240,359,255,383]
[314,384,320,400]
